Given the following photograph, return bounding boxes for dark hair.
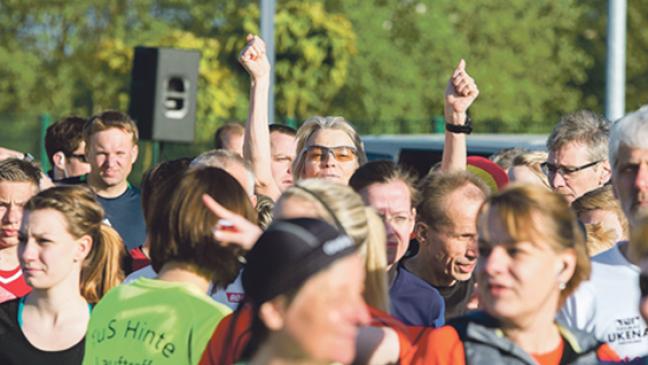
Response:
[140,158,192,228]
[26,186,124,303]
[489,147,528,170]
[349,160,420,208]
[214,122,244,149]
[148,167,257,287]
[45,116,87,165]
[0,158,41,186]
[269,124,297,137]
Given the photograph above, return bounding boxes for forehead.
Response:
[89,128,135,149]
[614,144,648,166]
[274,195,322,220]
[548,141,592,166]
[270,132,296,154]
[361,180,412,211]
[22,208,69,234]
[307,129,354,148]
[442,185,484,226]
[0,181,37,202]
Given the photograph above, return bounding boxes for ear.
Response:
[557,249,577,286]
[599,161,612,186]
[131,144,139,164]
[52,151,66,170]
[414,221,428,245]
[75,234,93,262]
[259,296,288,331]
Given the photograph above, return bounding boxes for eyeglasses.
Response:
[377,212,412,227]
[541,160,601,178]
[303,145,357,163]
[67,153,87,163]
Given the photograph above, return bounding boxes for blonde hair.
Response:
[83,110,139,145]
[630,215,648,261]
[478,184,590,305]
[292,116,367,181]
[510,151,550,189]
[25,186,124,303]
[584,223,617,256]
[572,185,629,239]
[277,179,389,311]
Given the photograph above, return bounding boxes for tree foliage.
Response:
[0,0,647,138]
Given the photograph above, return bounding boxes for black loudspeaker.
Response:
[128,47,200,142]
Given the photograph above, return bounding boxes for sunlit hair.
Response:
[83,110,139,145]
[547,110,610,162]
[255,195,274,230]
[477,184,590,304]
[292,116,367,181]
[25,186,124,303]
[277,179,388,311]
[417,171,489,229]
[190,149,255,197]
[510,151,551,189]
[0,158,41,187]
[148,167,257,288]
[572,185,629,240]
[609,104,648,170]
[214,121,244,149]
[140,158,192,229]
[631,214,648,261]
[584,223,617,256]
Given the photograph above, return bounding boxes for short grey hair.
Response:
[546,110,610,162]
[191,149,255,196]
[293,116,367,181]
[609,105,648,169]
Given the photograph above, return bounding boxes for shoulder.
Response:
[0,299,19,334]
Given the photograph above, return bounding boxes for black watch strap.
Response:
[445,115,472,134]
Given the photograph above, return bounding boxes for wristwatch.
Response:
[445,114,473,134]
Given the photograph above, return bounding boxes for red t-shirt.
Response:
[0,267,31,304]
[128,246,150,273]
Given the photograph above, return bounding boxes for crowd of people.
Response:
[0,34,647,364]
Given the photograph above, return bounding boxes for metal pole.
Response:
[261,0,276,125]
[605,0,627,122]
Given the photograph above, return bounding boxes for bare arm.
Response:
[440,59,479,173]
[240,34,282,200]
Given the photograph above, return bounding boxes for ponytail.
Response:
[80,223,125,303]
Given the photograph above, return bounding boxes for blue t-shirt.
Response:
[389,263,445,328]
[96,185,146,251]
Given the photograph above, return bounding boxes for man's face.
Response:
[64,141,91,178]
[86,128,138,189]
[417,184,484,286]
[360,180,415,269]
[547,141,610,204]
[0,181,37,249]
[612,144,648,227]
[270,131,296,191]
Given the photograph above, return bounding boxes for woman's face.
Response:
[476,210,574,325]
[18,208,88,291]
[301,129,359,185]
[279,253,369,363]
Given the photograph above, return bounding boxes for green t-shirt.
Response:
[82,278,231,365]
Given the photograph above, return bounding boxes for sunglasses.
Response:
[67,153,87,163]
[303,145,358,163]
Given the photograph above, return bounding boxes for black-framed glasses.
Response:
[541,160,602,178]
[303,145,358,163]
[67,153,87,163]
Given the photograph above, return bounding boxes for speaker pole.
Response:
[261,0,275,125]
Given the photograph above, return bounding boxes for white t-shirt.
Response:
[124,265,245,310]
[558,243,648,360]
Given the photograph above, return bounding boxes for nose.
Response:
[466,238,478,259]
[549,171,566,188]
[481,246,508,276]
[635,163,648,191]
[6,203,23,224]
[321,150,337,167]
